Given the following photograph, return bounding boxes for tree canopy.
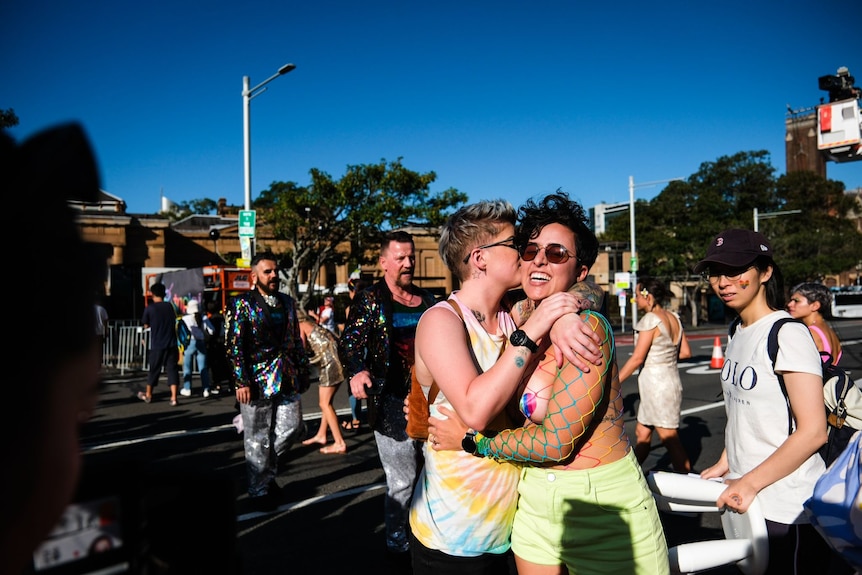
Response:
[252,157,466,307]
[600,150,862,288]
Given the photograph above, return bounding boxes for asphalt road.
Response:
[60,319,860,575]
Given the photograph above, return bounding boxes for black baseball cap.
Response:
[694,229,773,273]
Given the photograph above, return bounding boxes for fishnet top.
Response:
[477,311,631,470]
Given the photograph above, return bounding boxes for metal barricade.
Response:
[112,323,148,375]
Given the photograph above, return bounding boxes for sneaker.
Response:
[180,388,191,397]
[136,391,151,404]
[170,399,178,406]
[210,387,220,395]
[203,389,211,398]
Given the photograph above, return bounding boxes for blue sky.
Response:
[2,1,860,216]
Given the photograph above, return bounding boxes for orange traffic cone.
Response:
[710,336,725,369]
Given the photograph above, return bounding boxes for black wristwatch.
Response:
[509,329,538,353]
[462,429,483,457]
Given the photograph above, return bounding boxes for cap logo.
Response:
[759,244,769,252]
[716,238,724,247]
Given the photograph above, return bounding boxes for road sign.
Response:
[630,256,639,273]
[239,210,256,238]
[614,272,631,294]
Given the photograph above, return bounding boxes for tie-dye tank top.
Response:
[409,293,521,557]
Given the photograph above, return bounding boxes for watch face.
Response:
[462,434,476,454]
[510,330,537,352]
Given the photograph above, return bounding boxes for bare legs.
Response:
[634,422,691,473]
[302,383,347,454]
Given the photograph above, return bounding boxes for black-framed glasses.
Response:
[699,266,755,283]
[462,236,518,264]
[520,242,574,264]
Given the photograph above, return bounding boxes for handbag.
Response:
[803,430,862,572]
[406,299,478,441]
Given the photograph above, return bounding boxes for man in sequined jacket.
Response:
[227,252,310,510]
[339,231,438,556]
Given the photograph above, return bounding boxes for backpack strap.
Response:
[765,317,808,436]
[728,316,742,338]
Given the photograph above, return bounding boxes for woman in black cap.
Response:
[695,229,831,574]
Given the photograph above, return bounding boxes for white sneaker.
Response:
[203,389,211,398]
[180,388,191,397]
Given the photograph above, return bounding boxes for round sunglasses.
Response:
[520,242,574,264]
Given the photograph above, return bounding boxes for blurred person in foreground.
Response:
[428,192,668,575]
[0,124,104,574]
[617,276,693,473]
[787,282,843,365]
[226,252,310,512]
[339,231,438,557]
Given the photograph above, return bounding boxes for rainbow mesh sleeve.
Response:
[477,311,619,463]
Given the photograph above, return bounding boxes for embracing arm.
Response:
[421,293,581,430]
[511,281,604,370]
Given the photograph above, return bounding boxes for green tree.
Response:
[601,150,861,296]
[253,158,466,308]
[160,198,219,222]
[767,170,861,286]
[0,108,19,129]
[602,150,778,277]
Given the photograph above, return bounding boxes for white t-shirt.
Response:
[721,310,826,524]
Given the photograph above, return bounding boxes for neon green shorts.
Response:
[512,450,669,574]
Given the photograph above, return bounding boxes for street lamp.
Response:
[242,63,296,259]
[628,175,683,338]
[753,207,802,232]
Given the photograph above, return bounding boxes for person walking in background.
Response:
[140,282,180,406]
[226,252,310,512]
[180,299,215,398]
[298,313,348,454]
[696,229,831,574]
[339,231,438,559]
[617,276,693,473]
[341,276,369,431]
[787,282,843,365]
[94,296,109,366]
[310,295,338,335]
[205,300,230,395]
[1,123,105,575]
[428,192,669,575]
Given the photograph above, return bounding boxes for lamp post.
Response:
[242,63,296,258]
[753,207,802,232]
[628,175,683,338]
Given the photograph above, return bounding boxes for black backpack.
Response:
[729,317,859,467]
